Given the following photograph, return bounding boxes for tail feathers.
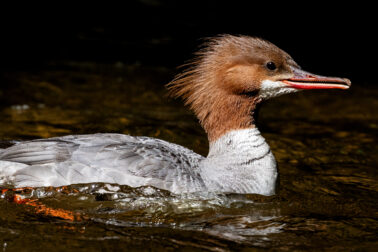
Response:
[0,161,29,186]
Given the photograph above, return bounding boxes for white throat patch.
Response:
[259,80,299,99]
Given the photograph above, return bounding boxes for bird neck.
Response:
[199,92,260,142]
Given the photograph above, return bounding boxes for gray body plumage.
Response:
[0,128,277,195]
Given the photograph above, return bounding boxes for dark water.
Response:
[0,62,377,251]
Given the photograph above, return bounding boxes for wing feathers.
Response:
[0,134,205,192]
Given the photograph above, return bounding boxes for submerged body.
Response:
[0,35,350,195]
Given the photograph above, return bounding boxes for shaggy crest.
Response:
[166,35,280,141]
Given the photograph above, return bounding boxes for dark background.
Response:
[0,1,375,84]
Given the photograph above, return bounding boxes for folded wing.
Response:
[0,134,205,193]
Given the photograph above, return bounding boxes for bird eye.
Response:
[266,61,276,71]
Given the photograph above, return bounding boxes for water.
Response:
[0,62,377,251]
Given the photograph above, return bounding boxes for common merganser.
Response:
[0,35,350,195]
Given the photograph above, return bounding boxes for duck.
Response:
[0,35,350,195]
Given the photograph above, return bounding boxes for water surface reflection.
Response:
[0,62,377,251]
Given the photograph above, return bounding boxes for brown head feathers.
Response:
[166,35,294,142]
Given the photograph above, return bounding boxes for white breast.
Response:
[199,128,278,195]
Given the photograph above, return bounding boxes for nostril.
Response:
[307,75,316,79]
